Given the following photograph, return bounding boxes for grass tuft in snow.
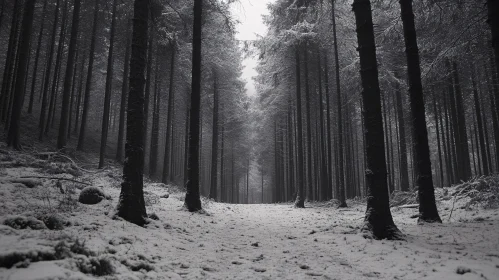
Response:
[75,255,115,276]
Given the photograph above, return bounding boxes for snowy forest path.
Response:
[145,189,499,280]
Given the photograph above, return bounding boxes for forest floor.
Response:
[0,145,499,279]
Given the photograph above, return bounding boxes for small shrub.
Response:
[0,250,56,268]
[121,259,155,272]
[54,241,72,259]
[79,186,107,205]
[76,256,115,276]
[37,213,67,230]
[3,215,47,230]
[70,239,95,257]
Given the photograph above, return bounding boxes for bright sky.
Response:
[231,0,274,97]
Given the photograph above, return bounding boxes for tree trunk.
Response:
[303,47,313,202]
[382,92,392,194]
[0,0,20,123]
[77,0,99,151]
[28,0,48,114]
[45,0,69,135]
[471,66,489,175]
[98,0,118,168]
[220,119,225,202]
[57,0,81,149]
[0,0,5,31]
[38,0,60,140]
[451,61,472,179]
[184,0,203,211]
[388,94,396,190]
[432,93,444,187]
[488,0,499,76]
[183,107,190,187]
[209,70,219,200]
[331,0,347,207]
[352,0,402,239]
[142,26,154,166]
[117,20,131,162]
[246,157,249,204]
[74,52,86,135]
[68,49,80,139]
[324,53,333,200]
[261,167,264,203]
[149,51,161,178]
[116,0,149,226]
[162,44,176,183]
[399,0,441,223]
[395,79,409,191]
[471,114,480,175]
[287,100,295,201]
[317,52,329,201]
[443,92,457,183]
[294,47,305,208]
[6,0,36,149]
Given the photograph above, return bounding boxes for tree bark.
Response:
[162,44,176,184]
[443,92,457,183]
[331,0,347,207]
[471,66,489,175]
[6,0,36,149]
[117,19,132,162]
[399,0,441,223]
[68,49,80,139]
[0,0,20,123]
[432,93,444,187]
[74,52,86,135]
[317,52,329,201]
[149,51,161,178]
[27,0,48,114]
[394,79,409,191]
[451,61,472,180]
[45,0,69,135]
[183,107,190,187]
[488,0,499,76]
[116,0,149,226]
[77,0,99,151]
[352,0,402,239]
[0,0,4,32]
[38,0,60,140]
[220,119,225,202]
[209,70,219,200]
[294,47,305,208]
[287,100,295,201]
[98,0,118,168]
[303,47,313,202]
[57,0,81,149]
[184,0,203,211]
[142,26,155,166]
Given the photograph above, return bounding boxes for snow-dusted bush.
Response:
[2,215,47,230]
[78,186,108,205]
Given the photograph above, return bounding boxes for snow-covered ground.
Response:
[0,150,498,279]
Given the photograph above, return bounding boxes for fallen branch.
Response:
[19,176,91,186]
[36,152,97,174]
[393,204,419,209]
